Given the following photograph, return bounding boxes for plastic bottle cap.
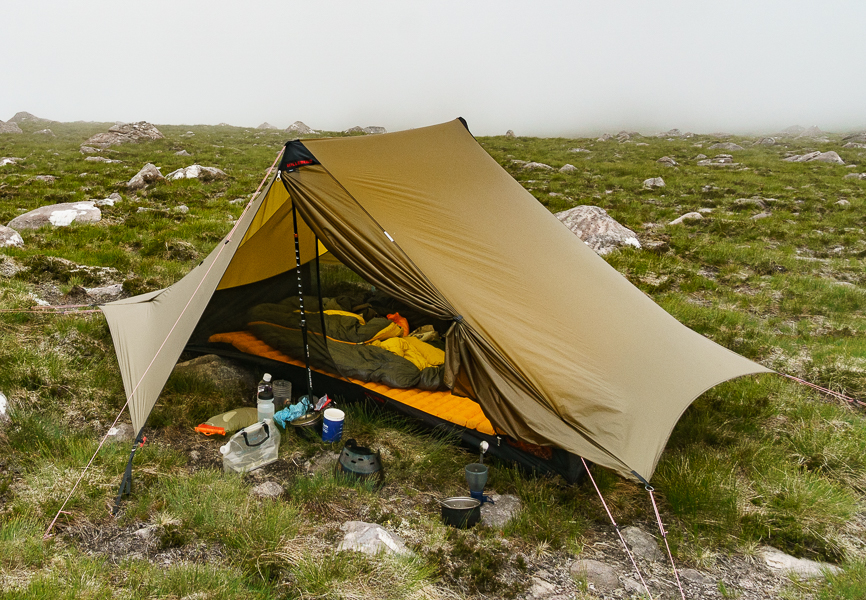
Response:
[220,444,230,455]
[263,373,272,382]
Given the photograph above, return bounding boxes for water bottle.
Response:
[257,373,275,422]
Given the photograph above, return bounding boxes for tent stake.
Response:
[112,428,146,516]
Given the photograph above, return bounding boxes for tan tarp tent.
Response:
[102,118,770,482]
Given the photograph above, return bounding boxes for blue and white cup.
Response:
[321,408,345,443]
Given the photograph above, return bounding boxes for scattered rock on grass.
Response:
[555,205,641,255]
[835,199,850,206]
[33,175,56,183]
[83,121,164,149]
[172,354,256,392]
[784,151,845,165]
[0,225,24,248]
[643,177,665,189]
[559,164,577,173]
[85,283,125,303]
[523,161,554,171]
[285,121,318,135]
[568,148,590,153]
[175,149,191,156]
[505,130,515,138]
[251,481,284,499]
[751,212,772,220]
[257,122,278,130]
[0,391,8,423]
[1,157,22,166]
[85,156,122,164]
[679,568,714,585]
[336,521,412,556]
[656,156,677,167]
[127,163,164,190]
[761,546,841,578]
[480,494,521,528]
[0,120,23,134]
[166,164,227,181]
[34,128,55,137]
[698,155,737,166]
[709,142,744,151]
[106,423,135,443]
[621,526,662,561]
[570,559,619,591]
[755,137,776,145]
[8,201,101,229]
[94,192,122,207]
[669,212,703,225]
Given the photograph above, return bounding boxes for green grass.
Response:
[2,120,866,598]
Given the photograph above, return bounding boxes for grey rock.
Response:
[780,124,805,136]
[669,212,703,225]
[0,120,23,134]
[174,205,189,214]
[251,481,284,499]
[480,494,522,528]
[0,225,24,248]
[83,121,164,149]
[173,354,256,392]
[1,157,21,166]
[343,126,364,134]
[559,164,577,173]
[304,451,340,475]
[835,199,851,206]
[527,577,557,598]
[133,526,155,540]
[784,151,844,165]
[8,111,53,124]
[106,423,135,444]
[8,201,101,229]
[505,130,515,138]
[695,154,708,160]
[751,212,772,220]
[80,146,100,154]
[175,149,191,156]
[336,521,412,556]
[734,197,767,210]
[656,128,683,138]
[34,128,55,137]
[622,577,645,594]
[555,205,641,255]
[842,142,866,149]
[361,126,386,135]
[127,163,164,190]
[85,156,122,164]
[166,164,227,181]
[94,193,122,207]
[709,142,744,151]
[656,156,678,167]
[0,256,25,278]
[755,137,776,145]
[568,148,591,153]
[596,133,613,142]
[570,559,619,591]
[698,155,738,166]
[761,546,840,578]
[285,121,318,135]
[796,125,827,141]
[679,568,714,585]
[33,175,56,183]
[843,132,866,144]
[0,391,8,423]
[84,283,125,303]
[643,177,665,189]
[842,172,863,179]
[229,197,248,205]
[523,161,554,171]
[256,122,279,130]
[621,526,662,562]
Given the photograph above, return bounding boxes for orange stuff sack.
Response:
[386,312,409,337]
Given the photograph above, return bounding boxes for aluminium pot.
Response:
[440,496,481,529]
[290,411,322,441]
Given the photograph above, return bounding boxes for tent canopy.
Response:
[102,119,770,481]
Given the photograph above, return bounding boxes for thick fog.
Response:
[2,0,864,136]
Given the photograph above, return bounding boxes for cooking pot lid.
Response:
[291,411,321,427]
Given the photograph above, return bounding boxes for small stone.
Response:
[174,205,189,214]
[523,162,554,171]
[709,142,744,151]
[0,391,8,422]
[679,568,714,585]
[570,559,619,591]
[755,137,776,145]
[751,212,771,220]
[94,192,122,207]
[761,546,841,578]
[127,163,164,190]
[85,283,125,303]
[835,199,850,206]
[85,156,122,164]
[621,526,662,562]
[251,481,284,499]
[643,177,665,189]
[175,149,191,156]
[527,577,557,598]
[79,146,100,154]
[229,198,248,205]
[107,423,135,444]
[559,164,577,173]
[480,494,522,528]
[33,175,56,183]
[0,225,24,248]
[622,578,645,594]
[695,154,708,160]
[336,521,412,556]
[669,212,703,225]
[568,148,591,153]
[656,156,678,167]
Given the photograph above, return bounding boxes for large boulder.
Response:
[0,225,24,248]
[7,111,53,124]
[709,142,744,151]
[285,121,318,135]
[361,126,386,134]
[166,164,227,181]
[8,201,101,229]
[127,163,165,190]
[0,120,23,134]
[555,205,641,255]
[842,132,866,144]
[83,121,164,149]
[256,122,278,130]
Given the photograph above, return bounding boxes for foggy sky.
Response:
[2,0,864,137]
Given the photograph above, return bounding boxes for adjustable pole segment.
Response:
[291,203,314,399]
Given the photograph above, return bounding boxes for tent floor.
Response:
[187,331,587,483]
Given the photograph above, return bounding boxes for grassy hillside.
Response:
[1,119,864,599]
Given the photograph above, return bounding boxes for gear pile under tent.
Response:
[100,118,769,491]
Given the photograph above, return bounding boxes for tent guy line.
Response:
[42,150,283,540]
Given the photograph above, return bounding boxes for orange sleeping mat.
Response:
[209,331,496,436]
